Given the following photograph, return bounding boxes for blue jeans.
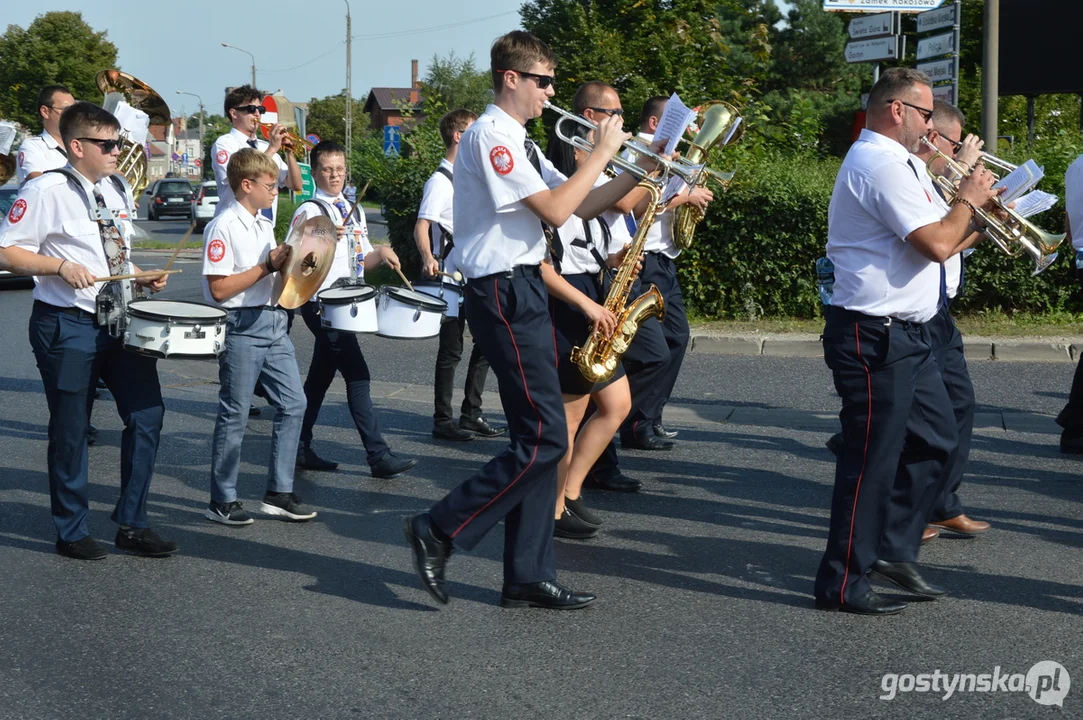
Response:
[29,302,164,542]
[210,307,306,504]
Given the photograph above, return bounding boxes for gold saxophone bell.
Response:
[97,69,171,197]
[671,101,742,249]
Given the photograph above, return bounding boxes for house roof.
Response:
[363,88,421,113]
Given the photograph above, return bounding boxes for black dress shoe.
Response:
[653,421,678,439]
[1060,428,1083,455]
[403,513,452,604]
[248,405,260,417]
[459,416,507,437]
[621,433,674,451]
[554,508,598,539]
[815,589,907,616]
[296,444,338,471]
[371,453,417,479]
[585,471,642,493]
[825,432,843,457]
[501,580,596,610]
[115,527,179,557]
[564,495,603,528]
[871,560,946,598]
[432,422,475,442]
[56,536,108,560]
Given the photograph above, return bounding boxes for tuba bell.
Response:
[671,101,742,249]
[97,70,171,197]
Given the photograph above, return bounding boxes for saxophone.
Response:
[570,180,666,383]
[671,101,742,249]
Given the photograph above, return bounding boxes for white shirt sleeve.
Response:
[1066,158,1083,251]
[275,153,289,186]
[0,181,47,251]
[474,126,549,211]
[212,136,232,195]
[202,219,237,276]
[288,200,320,234]
[864,161,946,242]
[417,174,451,225]
[16,138,46,184]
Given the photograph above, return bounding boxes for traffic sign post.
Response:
[383,125,401,158]
[847,11,897,39]
[914,1,961,105]
[825,0,944,12]
[845,36,904,64]
[296,162,315,202]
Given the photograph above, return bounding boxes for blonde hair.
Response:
[226,148,279,192]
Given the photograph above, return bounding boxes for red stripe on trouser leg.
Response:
[450,278,543,539]
[840,321,874,602]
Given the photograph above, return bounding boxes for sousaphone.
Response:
[97,69,171,196]
[276,215,337,309]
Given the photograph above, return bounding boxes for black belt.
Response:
[34,300,94,320]
[824,305,925,329]
[469,265,541,282]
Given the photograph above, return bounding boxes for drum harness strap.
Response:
[301,198,361,289]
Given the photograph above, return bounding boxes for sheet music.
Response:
[1012,189,1058,219]
[113,102,150,145]
[992,159,1044,204]
[722,117,742,146]
[654,92,697,156]
[0,122,16,155]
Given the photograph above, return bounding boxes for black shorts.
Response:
[550,272,627,397]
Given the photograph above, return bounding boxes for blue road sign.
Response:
[181,152,188,164]
[383,125,401,158]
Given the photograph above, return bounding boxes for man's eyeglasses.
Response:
[234,104,267,116]
[48,105,73,113]
[939,134,963,152]
[889,99,934,123]
[77,137,123,153]
[494,69,555,90]
[587,107,624,117]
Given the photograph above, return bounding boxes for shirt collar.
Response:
[40,131,61,149]
[638,132,655,142]
[858,128,911,159]
[486,104,527,144]
[229,127,256,144]
[439,158,454,172]
[226,199,264,229]
[315,187,343,204]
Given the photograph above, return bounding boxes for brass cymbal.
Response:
[276,216,337,309]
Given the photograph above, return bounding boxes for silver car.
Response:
[191,180,218,231]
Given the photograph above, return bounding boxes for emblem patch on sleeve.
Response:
[216,149,229,165]
[207,238,227,262]
[489,146,514,175]
[7,198,26,223]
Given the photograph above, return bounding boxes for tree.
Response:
[420,52,492,114]
[0,11,118,129]
[305,91,369,148]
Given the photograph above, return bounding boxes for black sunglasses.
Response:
[234,104,267,115]
[889,99,934,123]
[940,134,963,152]
[588,107,624,117]
[495,69,554,90]
[77,137,123,153]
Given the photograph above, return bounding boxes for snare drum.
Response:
[376,286,447,339]
[414,281,464,319]
[317,284,378,333]
[124,299,227,359]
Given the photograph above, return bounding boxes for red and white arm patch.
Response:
[216,149,230,166]
[207,238,227,263]
[489,146,514,175]
[7,198,27,223]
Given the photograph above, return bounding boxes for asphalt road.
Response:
[0,262,1080,719]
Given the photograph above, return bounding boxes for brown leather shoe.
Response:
[929,514,991,538]
[921,526,940,544]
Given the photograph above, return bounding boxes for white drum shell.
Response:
[376,287,446,339]
[317,286,378,334]
[414,282,464,319]
[123,300,227,359]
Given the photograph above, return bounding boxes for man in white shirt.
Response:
[1056,151,1083,453]
[0,101,176,560]
[814,68,999,616]
[414,108,503,442]
[210,85,302,224]
[15,85,76,184]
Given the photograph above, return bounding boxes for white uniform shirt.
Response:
[621,131,681,259]
[595,174,632,251]
[289,188,373,296]
[912,153,962,299]
[452,104,567,278]
[0,168,135,313]
[211,128,289,222]
[1066,154,1083,252]
[417,158,459,281]
[202,200,276,308]
[557,175,631,275]
[16,131,68,185]
[827,129,945,323]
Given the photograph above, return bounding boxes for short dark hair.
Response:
[572,81,615,115]
[37,85,71,113]
[639,96,669,131]
[310,140,346,171]
[439,109,477,148]
[490,31,557,93]
[545,120,589,177]
[868,67,932,111]
[59,101,120,152]
[224,84,263,117]
[932,100,965,130]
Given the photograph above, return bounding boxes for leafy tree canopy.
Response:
[305,91,369,147]
[419,52,492,115]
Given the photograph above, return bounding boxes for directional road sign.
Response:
[297,162,315,201]
[181,152,188,164]
[916,31,955,60]
[916,4,957,32]
[917,58,955,84]
[844,36,904,64]
[825,0,944,13]
[383,125,401,158]
[848,11,896,39]
[932,84,956,103]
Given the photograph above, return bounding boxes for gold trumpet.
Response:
[261,124,315,160]
[921,137,1064,275]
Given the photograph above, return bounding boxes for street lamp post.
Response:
[176,91,205,178]
[221,42,257,88]
[344,0,352,182]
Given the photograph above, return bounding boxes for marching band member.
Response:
[290,140,417,479]
[403,30,658,609]
[0,101,177,559]
[814,68,997,615]
[15,85,75,184]
[414,109,505,442]
[201,148,316,526]
[1056,149,1083,453]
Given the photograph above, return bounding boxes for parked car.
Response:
[143,178,194,221]
[0,180,33,289]
[191,180,219,230]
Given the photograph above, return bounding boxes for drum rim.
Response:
[318,284,378,304]
[381,285,448,311]
[127,299,227,322]
[413,281,464,297]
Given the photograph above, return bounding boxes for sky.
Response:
[8,0,792,119]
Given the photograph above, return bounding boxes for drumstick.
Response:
[436,270,463,282]
[163,221,196,273]
[341,180,372,226]
[94,269,183,283]
[393,265,414,292]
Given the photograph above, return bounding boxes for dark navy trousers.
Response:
[299,302,390,465]
[429,266,566,585]
[434,308,489,425]
[29,301,164,542]
[639,252,690,421]
[926,304,976,522]
[814,307,957,606]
